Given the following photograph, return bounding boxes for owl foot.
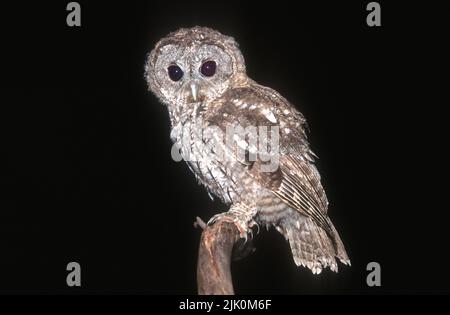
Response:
[207,213,248,240]
[207,210,257,243]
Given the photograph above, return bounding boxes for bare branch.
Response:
[197,219,241,295]
[193,216,207,230]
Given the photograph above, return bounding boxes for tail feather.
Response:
[278,209,350,274]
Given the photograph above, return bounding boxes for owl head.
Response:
[145,27,246,107]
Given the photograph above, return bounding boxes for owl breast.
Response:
[170,101,248,205]
[170,101,289,224]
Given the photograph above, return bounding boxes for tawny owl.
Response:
[145,26,350,273]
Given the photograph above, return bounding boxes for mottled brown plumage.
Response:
[145,26,350,273]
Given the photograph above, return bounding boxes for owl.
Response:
[145,27,350,274]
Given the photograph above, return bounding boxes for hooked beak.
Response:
[190,82,199,102]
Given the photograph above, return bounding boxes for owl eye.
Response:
[167,65,184,82]
[200,60,217,77]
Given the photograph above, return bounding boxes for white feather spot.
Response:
[232,99,242,106]
[262,108,277,123]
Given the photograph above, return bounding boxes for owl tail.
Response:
[277,210,350,274]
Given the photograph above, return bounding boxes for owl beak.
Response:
[190,82,199,102]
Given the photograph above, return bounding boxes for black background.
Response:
[0,1,447,295]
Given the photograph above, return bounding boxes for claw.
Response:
[248,220,260,235]
[207,213,230,226]
[235,223,248,241]
[207,207,257,242]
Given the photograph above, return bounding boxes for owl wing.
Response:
[206,85,333,235]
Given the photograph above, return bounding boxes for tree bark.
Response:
[196,217,241,295]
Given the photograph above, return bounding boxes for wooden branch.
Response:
[196,214,259,295]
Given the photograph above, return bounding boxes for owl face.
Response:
[146,27,246,108]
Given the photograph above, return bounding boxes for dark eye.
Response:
[200,60,217,77]
[167,65,183,82]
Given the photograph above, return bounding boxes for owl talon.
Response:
[248,220,260,235]
[207,213,233,226]
[207,212,252,241]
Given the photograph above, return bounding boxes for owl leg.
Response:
[207,204,257,241]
